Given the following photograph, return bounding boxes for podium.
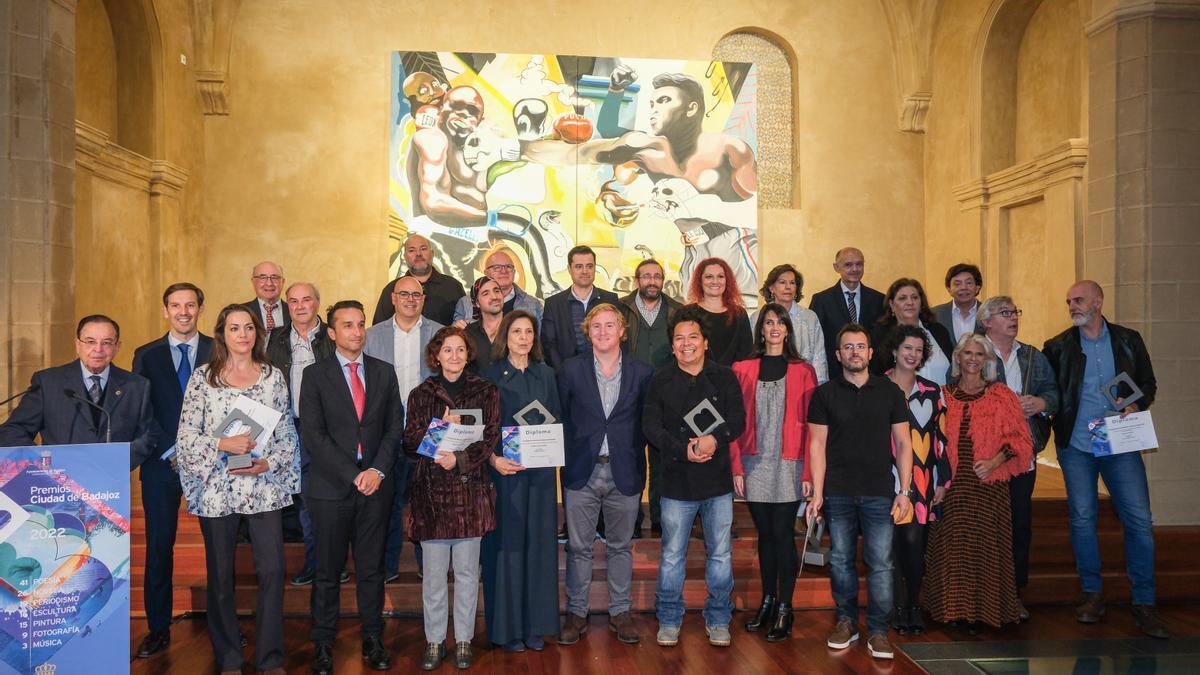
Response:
[0,443,131,675]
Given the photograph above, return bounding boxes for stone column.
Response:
[1,0,77,412]
[1086,0,1200,525]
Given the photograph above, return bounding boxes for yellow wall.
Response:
[75,0,118,138]
[1015,0,1084,162]
[197,0,925,314]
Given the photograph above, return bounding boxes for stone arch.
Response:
[712,28,798,208]
[91,0,165,157]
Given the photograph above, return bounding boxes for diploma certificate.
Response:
[416,418,485,458]
[500,424,565,468]
[1101,411,1159,455]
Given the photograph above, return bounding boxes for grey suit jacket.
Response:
[0,360,157,470]
[932,301,983,342]
[364,315,444,384]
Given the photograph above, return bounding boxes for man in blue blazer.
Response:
[556,303,653,646]
[130,283,213,658]
[541,245,620,370]
[0,314,155,464]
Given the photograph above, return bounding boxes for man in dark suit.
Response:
[932,262,983,342]
[264,282,337,586]
[809,247,885,371]
[0,314,156,468]
[300,300,403,674]
[541,245,620,370]
[556,304,653,646]
[242,260,290,336]
[371,234,465,327]
[130,283,213,658]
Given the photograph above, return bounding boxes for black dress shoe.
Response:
[362,636,391,671]
[291,567,316,586]
[454,641,474,669]
[420,642,445,670]
[744,595,776,632]
[240,631,248,647]
[311,643,333,675]
[136,629,170,658]
[556,525,568,544]
[765,604,794,642]
[339,570,351,584]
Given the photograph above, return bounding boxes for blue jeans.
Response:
[826,495,894,635]
[656,493,734,628]
[1057,445,1156,604]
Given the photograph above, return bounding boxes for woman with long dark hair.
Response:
[687,257,753,365]
[405,326,500,670]
[176,304,299,675]
[870,278,954,384]
[481,311,561,652]
[884,323,949,635]
[731,303,819,641]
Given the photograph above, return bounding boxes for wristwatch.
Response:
[370,468,386,480]
[897,488,912,497]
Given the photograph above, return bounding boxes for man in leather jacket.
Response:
[1042,280,1166,639]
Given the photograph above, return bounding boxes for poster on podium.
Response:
[0,443,130,675]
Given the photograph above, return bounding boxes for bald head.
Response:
[391,275,425,323]
[832,247,865,289]
[483,250,517,294]
[403,235,434,278]
[1067,280,1104,328]
[251,261,285,303]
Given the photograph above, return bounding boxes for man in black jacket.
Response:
[300,301,404,673]
[809,247,885,370]
[265,282,337,586]
[542,245,620,370]
[371,234,465,327]
[1042,280,1166,639]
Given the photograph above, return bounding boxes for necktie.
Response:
[87,375,103,404]
[264,303,278,331]
[348,362,365,462]
[846,291,857,323]
[176,343,192,392]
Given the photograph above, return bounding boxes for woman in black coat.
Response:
[870,278,954,385]
[480,310,563,652]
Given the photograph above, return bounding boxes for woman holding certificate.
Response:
[730,303,818,641]
[481,310,562,652]
[176,304,300,675]
[405,325,500,670]
[923,334,1032,634]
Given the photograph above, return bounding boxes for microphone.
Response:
[64,388,112,444]
[0,383,39,407]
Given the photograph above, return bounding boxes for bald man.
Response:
[242,260,290,336]
[1042,280,1165,639]
[809,247,885,371]
[372,234,465,326]
[450,249,545,326]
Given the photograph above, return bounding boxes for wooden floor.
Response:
[129,604,1200,674]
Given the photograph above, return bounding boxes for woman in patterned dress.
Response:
[884,323,949,635]
[923,334,1032,633]
[176,304,300,675]
[731,303,819,641]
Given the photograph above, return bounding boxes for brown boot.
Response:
[1075,592,1105,623]
[558,613,588,645]
[608,612,640,644]
[1132,605,1170,639]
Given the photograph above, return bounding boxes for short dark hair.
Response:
[634,258,663,278]
[325,300,364,327]
[162,282,204,307]
[760,264,804,303]
[835,322,871,349]
[669,304,709,341]
[490,310,544,363]
[425,325,476,372]
[885,322,932,371]
[567,245,596,266]
[651,73,706,117]
[944,263,983,289]
[76,314,120,340]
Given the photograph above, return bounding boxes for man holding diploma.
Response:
[1043,280,1166,639]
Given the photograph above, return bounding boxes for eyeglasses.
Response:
[78,338,118,349]
[996,308,1023,318]
[392,291,425,299]
[485,264,515,273]
[637,274,665,281]
[252,275,283,283]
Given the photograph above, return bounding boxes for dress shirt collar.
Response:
[79,361,111,389]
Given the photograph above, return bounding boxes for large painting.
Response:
[388,52,759,306]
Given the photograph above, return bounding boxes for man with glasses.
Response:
[372,234,465,327]
[979,296,1059,620]
[365,275,443,583]
[451,249,544,326]
[619,258,681,537]
[0,315,157,471]
[242,260,290,337]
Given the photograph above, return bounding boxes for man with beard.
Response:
[1042,281,1166,638]
[372,234,465,327]
[806,324,913,661]
[619,258,681,536]
[407,86,489,227]
[464,276,507,373]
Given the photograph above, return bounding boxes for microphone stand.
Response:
[64,389,112,443]
[0,384,38,407]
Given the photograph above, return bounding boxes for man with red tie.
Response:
[299,301,404,673]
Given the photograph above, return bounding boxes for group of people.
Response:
[0,236,1169,674]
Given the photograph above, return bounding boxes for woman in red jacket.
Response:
[923,333,1032,634]
[731,303,819,641]
[405,326,500,670]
